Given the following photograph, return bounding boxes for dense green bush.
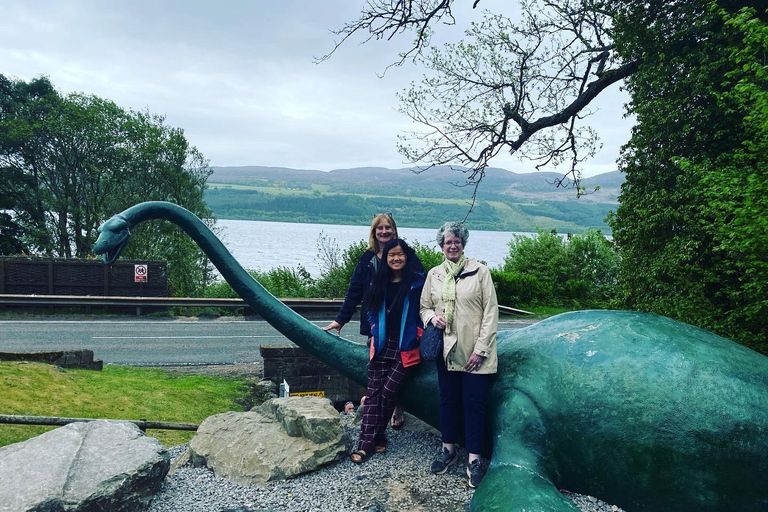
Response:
[500,230,568,305]
[489,271,543,306]
[203,266,314,300]
[257,266,315,298]
[202,279,239,299]
[565,230,621,304]
[497,230,619,308]
[410,240,443,272]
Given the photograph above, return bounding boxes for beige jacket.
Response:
[420,258,498,374]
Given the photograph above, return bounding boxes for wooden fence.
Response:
[0,257,167,297]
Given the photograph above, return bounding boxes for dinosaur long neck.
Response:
[121,201,370,387]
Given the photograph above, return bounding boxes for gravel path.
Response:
[148,414,626,512]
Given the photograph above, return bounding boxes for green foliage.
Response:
[608,2,768,354]
[502,230,568,305]
[0,212,25,255]
[204,266,314,300]
[202,279,240,299]
[313,239,368,299]
[410,240,444,272]
[253,267,315,298]
[490,271,545,306]
[566,230,621,304]
[497,229,619,308]
[0,74,215,295]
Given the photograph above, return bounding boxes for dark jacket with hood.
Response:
[366,270,425,367]
[334,249,423,336]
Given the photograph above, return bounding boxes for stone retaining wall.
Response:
[0,349,103,370]
[260,345,365,407]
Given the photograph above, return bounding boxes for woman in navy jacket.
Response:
[350,238,424,463]
[324,213,419,336]
[323,213,422,428]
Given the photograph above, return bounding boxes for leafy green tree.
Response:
[0,75,60,254]
[0,213,25,255]
[608,3,768,352]
[0,74,215,295]
[564,230,620,305]
[110,114,215,296]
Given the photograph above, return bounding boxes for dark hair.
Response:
[365,239,416,313]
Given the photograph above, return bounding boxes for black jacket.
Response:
[334,249,423,335]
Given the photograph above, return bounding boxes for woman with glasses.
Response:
[323,212,422,429]
[419,221,498,489]
[349,238,424,463]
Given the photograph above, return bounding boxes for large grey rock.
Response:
[0,420,170,512]
[185,396,350,487]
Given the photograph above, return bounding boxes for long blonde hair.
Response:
[368,213,399,254]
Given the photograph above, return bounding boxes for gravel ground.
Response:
[148,414,626,512]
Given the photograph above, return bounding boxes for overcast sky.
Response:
[1,1,633,178]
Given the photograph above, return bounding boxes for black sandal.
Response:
[350,450,370,464]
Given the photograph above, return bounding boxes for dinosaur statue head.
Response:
[93,214,132,264]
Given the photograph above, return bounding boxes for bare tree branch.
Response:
[322,0,638,211]
[315,0,466,65]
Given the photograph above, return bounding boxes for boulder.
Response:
[252,378,278,400]
[0,420,170,512]
[185,396,350,487]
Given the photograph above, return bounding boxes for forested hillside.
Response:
[205,165,622,232]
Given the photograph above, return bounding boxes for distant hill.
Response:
[205,165,623,233]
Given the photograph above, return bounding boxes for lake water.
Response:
[215,219,533,277]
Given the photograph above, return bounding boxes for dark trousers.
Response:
[436,354,490,455]
[358,355,409,453]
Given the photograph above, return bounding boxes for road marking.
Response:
[91,335,282,340]
[0,321,272,325]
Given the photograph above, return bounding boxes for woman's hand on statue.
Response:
[431,316,446,330]
[465,352,486,372]
[322,321,343,335]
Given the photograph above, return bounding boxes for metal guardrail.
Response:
[0,293,532,316]
[0,414,198,432]
[0,294,343,315]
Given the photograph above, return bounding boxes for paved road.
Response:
[0,316,535,366]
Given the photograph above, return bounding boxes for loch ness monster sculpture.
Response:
[93,201,768,512]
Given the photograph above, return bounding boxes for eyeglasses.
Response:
[443,240,463,247]
[374,212,393,218]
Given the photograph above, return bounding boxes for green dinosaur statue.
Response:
[94,201,768,512]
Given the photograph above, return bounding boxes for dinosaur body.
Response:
[94,202,768,512]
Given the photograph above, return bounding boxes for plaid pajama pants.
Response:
[358,336,410,453]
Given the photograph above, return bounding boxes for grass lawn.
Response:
[0,362,251,448]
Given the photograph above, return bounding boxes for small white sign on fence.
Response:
[134,264,148,283]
